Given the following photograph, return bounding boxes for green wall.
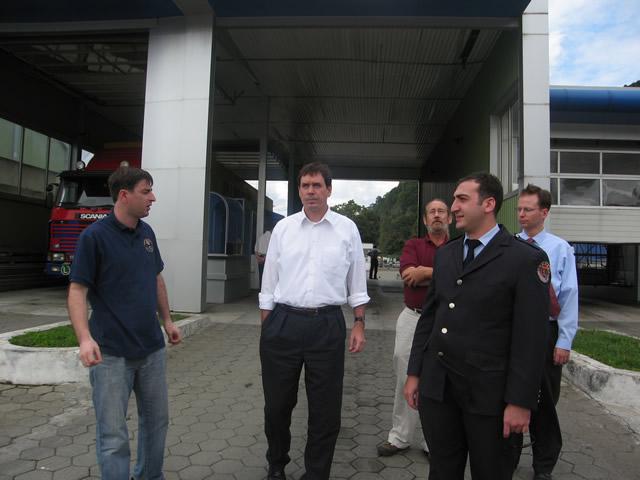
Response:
[497,194,519,234]
[422,29,520,182]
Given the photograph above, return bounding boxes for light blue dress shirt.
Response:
[518,229,579,350]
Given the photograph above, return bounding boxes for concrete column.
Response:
[141,15,216,312]
[521,0,550,189]
[257,99,269,237]
[287,156,298,215]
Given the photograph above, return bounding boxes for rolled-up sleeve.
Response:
[346,224,370,308]
[258,225,280,310]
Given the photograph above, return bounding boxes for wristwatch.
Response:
[354,316,365,325]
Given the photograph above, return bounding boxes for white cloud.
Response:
[247,179,399,216]
[549,0,640,86]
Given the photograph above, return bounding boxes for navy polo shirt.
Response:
[70,212,165,359]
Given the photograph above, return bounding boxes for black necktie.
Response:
[463,239,482,267]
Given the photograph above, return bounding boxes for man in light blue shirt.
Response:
[518,184,579,480]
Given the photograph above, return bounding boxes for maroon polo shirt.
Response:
[399,235,446,309]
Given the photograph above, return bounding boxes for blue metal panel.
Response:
[550,87,640,125]
[209,0,531,18]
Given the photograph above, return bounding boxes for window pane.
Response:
[602,179,640,206]
[560,151,599,174]
[602,152,640,175]
[21,129,48,198]
[23,129,48,168]
[0,118,22,195]
[560,178,600,206]
[510,102,520,191]
[550,151,558,173]
[0,117,22,161]
[550,178,558,205]
[48,139,70,185]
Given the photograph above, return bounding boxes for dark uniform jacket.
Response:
[407,225,550,416]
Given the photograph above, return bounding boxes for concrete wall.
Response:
[422,29,521,181]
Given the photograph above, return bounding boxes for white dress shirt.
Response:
[259,209,370,310]
[255,230,271,255]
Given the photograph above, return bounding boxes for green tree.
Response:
[333,199,380,243]
[371,181,419,256]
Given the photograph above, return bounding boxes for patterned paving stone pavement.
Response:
[1,319,639,479]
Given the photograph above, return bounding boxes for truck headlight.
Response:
[52,253,65,262]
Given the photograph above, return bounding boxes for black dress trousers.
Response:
[530,321,563,474]
[260,304,346,480]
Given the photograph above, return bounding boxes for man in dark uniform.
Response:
[404,172,550,480]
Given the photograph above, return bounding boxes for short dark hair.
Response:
[521,183,552,210]
[108,167,153,202]
[456,172,504,215]
[298,162,332,188]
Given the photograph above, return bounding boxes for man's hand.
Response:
[404,375,420,410]
[79,338,102,367]
[349,321,366,353]
[401,266,432,288]
[256,254,266,265]
[553,347,570,365]
[502,404,531,438]
[164,321,182,345]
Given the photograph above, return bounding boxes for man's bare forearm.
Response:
[68,283,91,342]
[157,274,172,326]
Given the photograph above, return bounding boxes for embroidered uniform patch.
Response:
[537,261,551,283]
[144,238,154,253]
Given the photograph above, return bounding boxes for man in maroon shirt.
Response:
[378,198,450,458]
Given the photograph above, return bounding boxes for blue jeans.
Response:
[90,347,169,480]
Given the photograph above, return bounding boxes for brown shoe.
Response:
[377,441,409,457]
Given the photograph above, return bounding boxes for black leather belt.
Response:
[408,307,423,314]
[279,304,341,316]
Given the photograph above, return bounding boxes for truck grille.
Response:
[50,221,92,253]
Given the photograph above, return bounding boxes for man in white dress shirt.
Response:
[259,162,370,480]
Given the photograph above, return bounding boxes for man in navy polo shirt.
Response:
[68,166,182,480]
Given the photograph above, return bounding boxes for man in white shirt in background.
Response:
[255,228,272,286]
[517,183,579,480]
[259,162,369,480]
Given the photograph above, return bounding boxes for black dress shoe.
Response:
[533,473,552,480]
[267,466,286,480]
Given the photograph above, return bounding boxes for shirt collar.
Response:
[519,228,547,243]
[465,223,500,247]
[299,207,336,225]
[108,211,139,233]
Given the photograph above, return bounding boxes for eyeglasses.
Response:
[427,209,448,216]
[516,207,539,214]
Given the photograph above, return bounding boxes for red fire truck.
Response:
[46,147,141,276]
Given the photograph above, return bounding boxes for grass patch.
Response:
[9,313,190,348]
[10,325,77,348]
[572,329,640,372]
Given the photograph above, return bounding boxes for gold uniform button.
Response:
[456,279,463,285]
[441,327,448,334]
[437,351,444,357]
[448,302,455,309]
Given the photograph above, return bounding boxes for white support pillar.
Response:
[521,0,550,190]
[257,100,269,237]
[142,15,216,312]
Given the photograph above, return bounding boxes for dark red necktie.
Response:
[527,237,561,318]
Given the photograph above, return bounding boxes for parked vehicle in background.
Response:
[45,147,141,277]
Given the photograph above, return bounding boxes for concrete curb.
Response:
[0,314,211,385]
[564,351,640,412]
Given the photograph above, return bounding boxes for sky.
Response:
[253,1,640,215]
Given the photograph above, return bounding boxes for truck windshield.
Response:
[57,177,113,208]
